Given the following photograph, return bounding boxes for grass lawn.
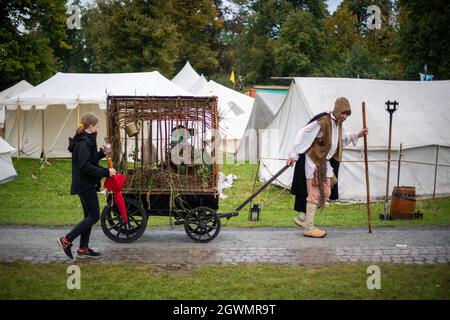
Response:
[0,158,449,227]
[0,262,449,300]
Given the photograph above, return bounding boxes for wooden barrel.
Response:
[390,186,416,219]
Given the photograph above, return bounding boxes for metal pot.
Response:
[124,121,139,137]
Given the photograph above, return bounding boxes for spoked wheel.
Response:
[184,206,221,243]
[101,197,148,243]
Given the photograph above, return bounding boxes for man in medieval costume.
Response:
[286,97,368,238]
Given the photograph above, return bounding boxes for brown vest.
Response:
[306,114,343,166]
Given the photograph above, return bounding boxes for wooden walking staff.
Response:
[362,102,372,233]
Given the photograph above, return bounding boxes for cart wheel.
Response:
[184,207,221,243]
[101,197,148,243]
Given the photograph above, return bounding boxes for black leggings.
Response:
[66,188,100,248]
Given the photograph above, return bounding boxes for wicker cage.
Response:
[107,96,219,195]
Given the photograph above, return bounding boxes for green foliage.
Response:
[323,4,360,72]
[0,0,68,90]
[274,10,326,76]
[81,0,180,75]
[232,0,328,84]
[398,0,450,79]
[320,1,402,79]
[0,0,448,91]
[164,0,224,75]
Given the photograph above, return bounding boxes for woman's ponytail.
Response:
[76,123,85,135]
[76,113,99,135]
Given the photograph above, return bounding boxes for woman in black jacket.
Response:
[57,113,116,260]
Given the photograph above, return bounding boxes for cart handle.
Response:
[234,164,290,212]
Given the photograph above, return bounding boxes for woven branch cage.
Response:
[107,96,219,196]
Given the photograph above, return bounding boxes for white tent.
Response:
[236,91,286,161]
[0,137,17,184]
[259,77,450,200]
[0,72,192,158]
[171,61,200,92]
[188,74,208,95]
[197,80,254,153]
[0,80,34,127]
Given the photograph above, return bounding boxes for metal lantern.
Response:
[249,204,261,221]
[385,100,399,114]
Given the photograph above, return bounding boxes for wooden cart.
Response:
[101,95,238,243]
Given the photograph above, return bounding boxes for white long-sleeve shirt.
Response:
[288,113,359,178]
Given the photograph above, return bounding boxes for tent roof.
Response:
[171,61,200,91]
[269,77,450,151]
[245,91,286,132]
[0,80,34,100]
[1,72,192,110]
[197,80,254,140]
[188,74,208,94]
[0,80,34,123]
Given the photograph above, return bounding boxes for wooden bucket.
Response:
[124,121,139,137]
[390,186,416,219]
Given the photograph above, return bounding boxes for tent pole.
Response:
[433,144,440,199]
[77,104,80,125]
[17,105,20,158]
[41,109,45,159]
[1,106,6,139]
[396,143,402,187]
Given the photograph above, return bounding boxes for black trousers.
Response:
[66,188,100,248]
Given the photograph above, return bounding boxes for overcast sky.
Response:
[327,0,343,13]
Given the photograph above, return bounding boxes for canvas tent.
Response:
[197,80,254,153]
[171,61,201,92]
[171,62,255,152]
[258,77,450,200]
[0,80,34,127]
[0,137,17,184]
[188,74,208,95]
[0,72,192,158]
[236,91,286,161]
[171,61,207,94]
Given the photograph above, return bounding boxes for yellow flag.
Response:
[229,70,235,84]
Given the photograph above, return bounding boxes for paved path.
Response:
[0,226,449,266]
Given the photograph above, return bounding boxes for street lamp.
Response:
[381,100,399,220]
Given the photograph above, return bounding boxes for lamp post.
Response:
[381,100,399,220]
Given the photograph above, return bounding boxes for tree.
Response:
[323,4,360,75]
[81,0,181,76]
[322,1,402,79]
[164,0,224,76]
[274,10,326,76]
[0,0,68,90]
[398,0,450,79]
[325,4,360,59]
[233,0,328,84]
[341,0,393,33]
[342,42,379,78]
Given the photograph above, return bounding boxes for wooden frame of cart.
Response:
[101,95,238,243]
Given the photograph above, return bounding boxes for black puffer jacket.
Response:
[68,132,109,195]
